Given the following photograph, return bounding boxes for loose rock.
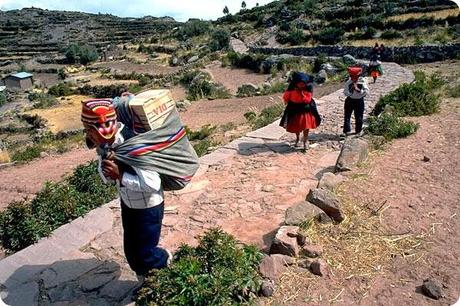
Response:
[310,259,328,277]
[260,279,276,297]
[306,188,344,222]
[302,244,323,258]
[259,254,294,280]
[270,226,300,257]
[421,279,442,300]
[317,172,345,191]
[285,201,323,226]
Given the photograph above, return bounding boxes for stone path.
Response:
[0,62,414,305]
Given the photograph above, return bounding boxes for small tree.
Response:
[65,44,98,65]
[209,28,231,51]
[241,1,247,9]
[223,6,229,15]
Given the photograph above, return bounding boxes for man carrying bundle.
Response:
[81,91,199,279]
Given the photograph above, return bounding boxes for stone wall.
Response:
[249,44,460,64]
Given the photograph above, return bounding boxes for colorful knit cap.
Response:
[81,99,117,139]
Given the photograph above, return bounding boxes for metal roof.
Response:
[11,72,33,79]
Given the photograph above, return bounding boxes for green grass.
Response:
[245,103,285,130]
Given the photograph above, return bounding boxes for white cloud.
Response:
[0,0,275,21]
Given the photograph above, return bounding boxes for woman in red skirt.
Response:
[280,72,321,151]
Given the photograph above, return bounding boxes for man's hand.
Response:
[102,160,122,180]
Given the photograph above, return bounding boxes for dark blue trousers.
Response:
[121,201,169,276]
[344,97,365,134]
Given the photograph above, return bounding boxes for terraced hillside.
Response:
[0,8,179,58]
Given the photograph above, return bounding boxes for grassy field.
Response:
[387,8,459,21]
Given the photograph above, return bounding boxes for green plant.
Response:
[193,139,215,157]
[448,84,460,98]
[209,28,231,51]
[0,92,6,107]
[136,228,263,305]
[367,113,419,141]
[246,103,285,130]
[315,27,344,45]
[372,72,444,117]
[0,161,117,253]
[48,82,75,97]
[65,43,99,65]
[186,125,216,141]
[11,145,44,163]
[28,92,58,109]
[380,29,403,39]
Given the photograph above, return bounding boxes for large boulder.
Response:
[187,55,200,63]
[285,201,323,226]
[306,188,344,222]
[335,138,369,172]
[269,226,300,257]
[229,38,249,54]
[320,63,338,76]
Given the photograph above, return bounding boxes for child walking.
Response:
[342,66,369,136]
[280,72,321,151]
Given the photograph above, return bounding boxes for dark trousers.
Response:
[121,201,169,276]
[343,97,365,134]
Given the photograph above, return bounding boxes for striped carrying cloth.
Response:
[109,97,199,191]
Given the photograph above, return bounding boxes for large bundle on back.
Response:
[111,90,199,191]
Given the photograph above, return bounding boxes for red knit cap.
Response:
[81,99,117,139]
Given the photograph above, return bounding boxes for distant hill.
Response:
[0,0,458,60]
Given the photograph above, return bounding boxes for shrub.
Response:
[372,72,444,117]
[380,29,403,39]
[448,84,460,98]
[367,113,419,141]
[65,43,99,65]
[0,92,6,107]
[186,125,216,141]
[287,29,309,45]
[177,19,211,40]
[48,82,75,97]
[315,27,344,45]
[192,139,215,157]
[28,92,58,109]
[11,145,44,163]
[136,228,263,305]
[245,103,285,130]
[209,28,231,51]
[0,161,117,253]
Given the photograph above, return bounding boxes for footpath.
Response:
[0,62,414,305]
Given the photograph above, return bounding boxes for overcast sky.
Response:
[0,0,274,21]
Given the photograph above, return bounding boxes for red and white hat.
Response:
[81,99,117,139]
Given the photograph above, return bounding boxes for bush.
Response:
[245,103,285,130]
[0,161,117,253]
[186,125,216,141]
[372,72,444,117]
[136,228,263,305]
[315,27,344,45]
[65,43,99,65]
[11,145,44,163]
[380,29,403,39]
[209,28,231,51]
[28,92,58,109]
[367,113,419,141]
[0,92,6,107]
[287,29,309,45]
[448,84,460,98]
[177,19,211,40]
[48,82,75,97]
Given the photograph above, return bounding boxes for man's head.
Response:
[81,99,118,148]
